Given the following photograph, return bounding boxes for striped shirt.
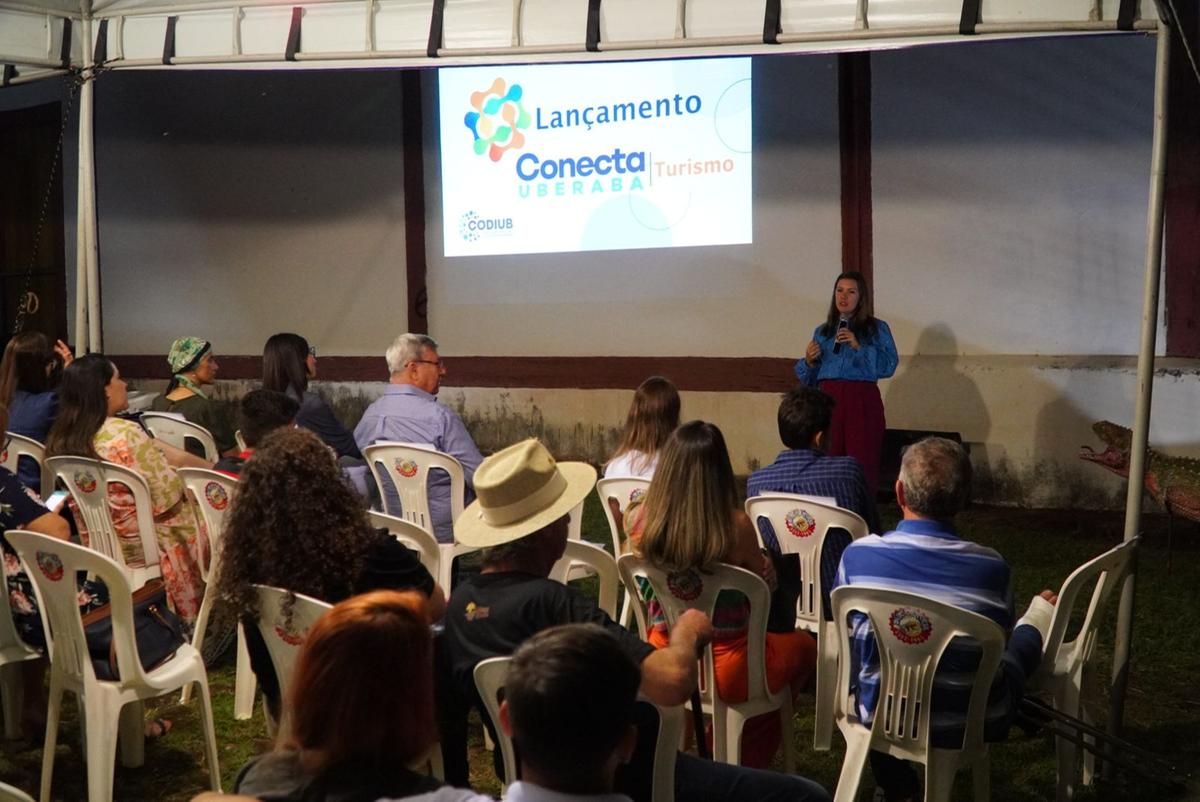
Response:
[832,518,1043,743]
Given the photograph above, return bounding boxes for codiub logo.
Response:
[459,211,514,242]
[204,482,229,511]
[74,471,98,494]
[36,551,64,582]
[395,458,419,479]
[666,569,703,602]
[888,607,933,645]
[784,508,816,538]
[464,77,531,162]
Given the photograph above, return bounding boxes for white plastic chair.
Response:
[368,511,442,581]
[596,477,651,626]
[0,545,40,739]
[43,456,162,590]
[140,412,220,463]
[473,655,683,802]
[745,492,869,750]
[1,432,52,499]
[362,442,479,593]
[249,584,332,735]
[175,468,255,717]
[617,554,794,770]
[6,530,220,802]
[1030,538,1138,802]
[549,539,620,619]
[0,781,35,802]
[829,585,1005,802]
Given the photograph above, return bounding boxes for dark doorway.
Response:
[0,102,68,347]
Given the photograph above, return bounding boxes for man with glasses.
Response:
[354,333,484,543]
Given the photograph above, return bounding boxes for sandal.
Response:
[145,717,173,740]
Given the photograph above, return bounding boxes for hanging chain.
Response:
[12,64,107,337]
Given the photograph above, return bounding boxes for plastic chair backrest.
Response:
[595,477,651,555]
[0,432,51,497]
[0,535,38,665]
[473,654,681,802]
[250,584,332,714]
[1040,538,1138,677]
[549,540,620,619]
[618,554,772,705]
[177,468,237,583]
[745,493,869,630]
[5,529,150,688]
[141,412,220,463]
[0,780,36,802]
[368,510,442,580]
[44,455,162,589]
[830,585,1005,758]
[362,442,466,533]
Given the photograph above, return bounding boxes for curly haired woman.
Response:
[214,427,445,719]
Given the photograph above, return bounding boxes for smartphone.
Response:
[44,489,69,514]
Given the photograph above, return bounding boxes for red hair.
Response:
[286,590,436,771]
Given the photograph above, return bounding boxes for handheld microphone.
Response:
[833,315,849,354]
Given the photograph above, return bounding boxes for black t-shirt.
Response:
[245,529,436,713]
[443,570,653,709]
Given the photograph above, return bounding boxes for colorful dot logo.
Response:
[36,551,64,582]
[274,625,306,647]
[784,508,816,538]
[73,471,97,494]
[666,569,703,602]
[460,211,482,242]
[204,481,229,511]
[395,459,419,479]
[888,607,933,645]
[464,78,531,162]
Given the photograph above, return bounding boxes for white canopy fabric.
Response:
[0,0,1162,81]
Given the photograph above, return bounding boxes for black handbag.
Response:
[82,579,186,681]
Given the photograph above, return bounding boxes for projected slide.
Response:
[439,58,752,257]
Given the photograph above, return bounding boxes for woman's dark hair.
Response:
[0,332,55,404]
[286,590,436,775]
[44,354,114,460]
[215,426,378,624]
[820,271,879,340]
[607,376,680,474]
[262,333,310,397]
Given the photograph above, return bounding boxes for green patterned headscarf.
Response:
[167,337,211,396]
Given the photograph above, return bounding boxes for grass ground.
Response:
[2,494,1197,801]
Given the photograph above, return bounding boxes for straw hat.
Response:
[454,439,596,548]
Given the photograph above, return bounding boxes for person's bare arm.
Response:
[638,609,713,706]
[154,438,214,469]
[26,510,70,541]
[727,510,776,590]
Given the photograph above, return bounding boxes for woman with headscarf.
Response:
[150,336,238,457]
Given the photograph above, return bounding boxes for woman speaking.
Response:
[794,271,897,493]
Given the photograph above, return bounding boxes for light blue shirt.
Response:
[354,384,484,542]
[794,318,898,386]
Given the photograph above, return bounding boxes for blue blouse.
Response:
[8,390,59,492]
[794,319,898,386]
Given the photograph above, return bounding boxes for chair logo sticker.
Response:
[36,551,64,582]
[888,607,932,645]
[204,481,229,511]
[784,508,816,538]
[74,471,97,494]
[274,624,306,647]
[629,487,646,504]
[667,568,703,601]
[395,458,419,479]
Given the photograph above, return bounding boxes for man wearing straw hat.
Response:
[443,439,831,802]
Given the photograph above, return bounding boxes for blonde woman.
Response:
[604,376,680,479]
[625,420,815,768]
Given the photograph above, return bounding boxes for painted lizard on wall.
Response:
[1080,420,1200,523]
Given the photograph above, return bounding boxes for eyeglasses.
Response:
[308,346,318,357]
[409,358,446,370]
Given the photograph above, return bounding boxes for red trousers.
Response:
[819,379,886,493]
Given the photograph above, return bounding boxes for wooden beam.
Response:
[838,51,873,294]
[402,68,429,334]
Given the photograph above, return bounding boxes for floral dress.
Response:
[71,417,209,624]
[1,467,107,650]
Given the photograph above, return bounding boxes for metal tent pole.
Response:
[1108,21,1170,755]
[77,14,102,352]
